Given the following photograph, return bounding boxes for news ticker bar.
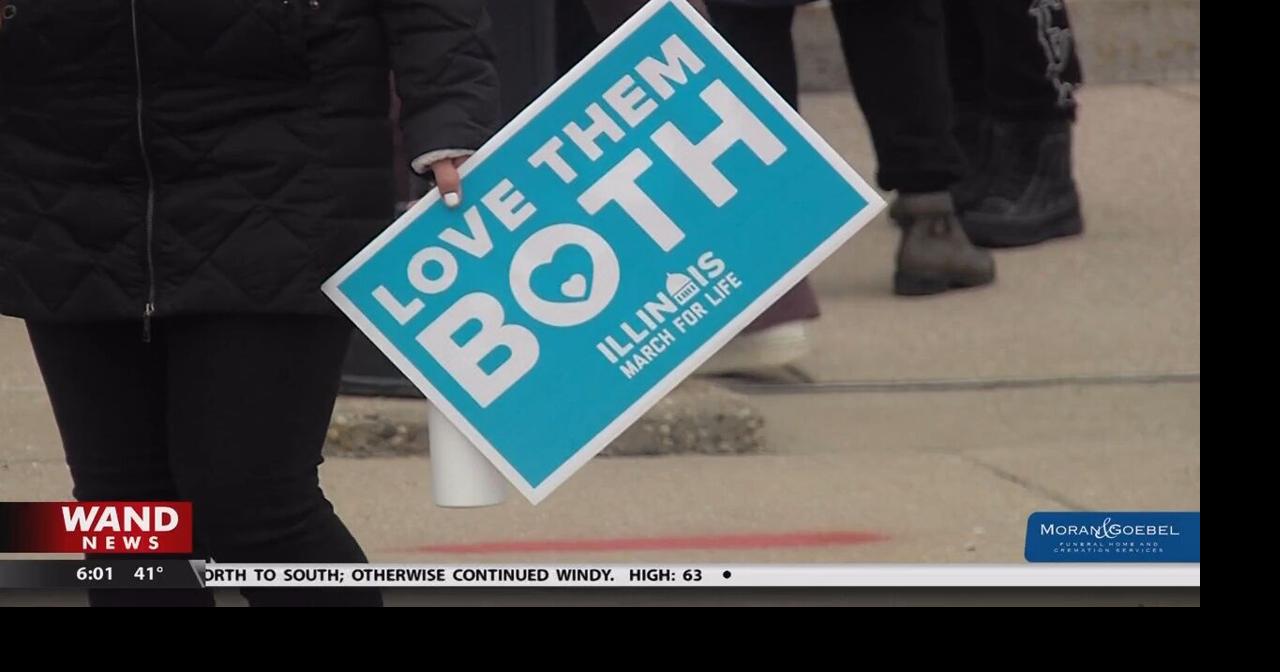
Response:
[0,561,1199,589]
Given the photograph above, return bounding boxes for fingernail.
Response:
[443,192,460,208]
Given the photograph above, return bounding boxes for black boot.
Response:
[893,192,996,296]
[961,119,1084,248]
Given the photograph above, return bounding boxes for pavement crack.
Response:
[955,454,1092,512]
[723,371,1199,395]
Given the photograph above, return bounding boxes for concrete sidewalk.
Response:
[0,83,1200,568]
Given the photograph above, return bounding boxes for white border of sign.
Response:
[323,0,886,504]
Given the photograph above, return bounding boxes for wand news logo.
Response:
[1025,512,1199,562]
[0,502,193,554]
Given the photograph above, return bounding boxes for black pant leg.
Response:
[161,315,381,608]
[968,0,1083,121]
[556,1,601,76]
[582,0,647,33]
[830,0,966,193]
[708,2,799,109]
[25,320,215,607]
[945,0,987,116]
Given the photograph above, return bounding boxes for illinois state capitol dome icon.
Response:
[666,272,699,305]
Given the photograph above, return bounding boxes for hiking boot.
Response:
[893,192,996,296]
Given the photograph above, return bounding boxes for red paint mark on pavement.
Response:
[400,530,889,555]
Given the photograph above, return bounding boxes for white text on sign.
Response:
[371,35,786,407]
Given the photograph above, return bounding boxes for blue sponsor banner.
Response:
[324,0,882,502]
[1025,512,1200,562]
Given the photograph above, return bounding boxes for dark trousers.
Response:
[26,315,381,607]
[707,2,799,109]
[828,0,967,193]
[707,1,967,193]
[711,0,1083,193]
[946,0,1083,122]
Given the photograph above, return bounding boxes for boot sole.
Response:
[964,204,1084,249]
[893,270,995,296]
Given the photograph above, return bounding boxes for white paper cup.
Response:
[427,404,508,507]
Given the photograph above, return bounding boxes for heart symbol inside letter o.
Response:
[509,224,620,327]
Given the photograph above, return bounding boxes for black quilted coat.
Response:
[0,0,498,324]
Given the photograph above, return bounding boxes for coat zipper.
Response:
[130,0,157,342]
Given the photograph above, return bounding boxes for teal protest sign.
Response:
[324,0,884,502]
